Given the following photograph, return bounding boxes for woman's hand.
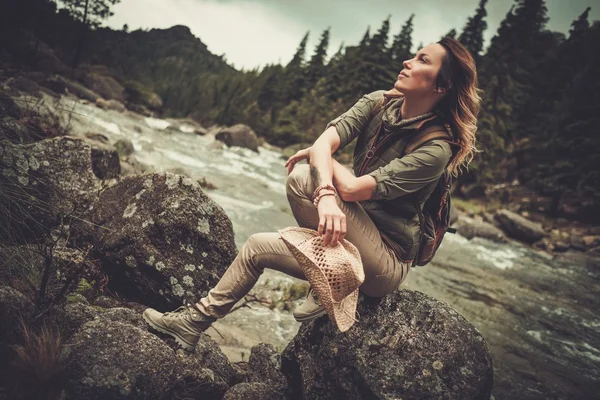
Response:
[284,147,311,175]
[317,191,347,247]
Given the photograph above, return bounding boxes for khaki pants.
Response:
[197,164,410,318]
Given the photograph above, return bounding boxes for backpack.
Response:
[406,132,458,267]
[370,96,458,267]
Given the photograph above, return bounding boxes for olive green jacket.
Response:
[326,90,455,263]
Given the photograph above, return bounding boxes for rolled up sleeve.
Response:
[368,140,452,201]
[326,90,384,150]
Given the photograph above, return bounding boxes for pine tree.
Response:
[305,28,330,89]
[474,0,549,183]
[443,28,457,39]
[364,16,395,90]
[61,0,121,67]
[390,14,414,62]
[520,12,599,215]
[458,0,488,62]
[282,31,310,102]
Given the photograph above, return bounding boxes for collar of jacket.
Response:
[381,96,442,133]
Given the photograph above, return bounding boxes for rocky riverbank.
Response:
[1,72,599,400]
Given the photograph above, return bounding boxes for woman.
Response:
[143,37,481,350]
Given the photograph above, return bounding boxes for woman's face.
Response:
[394,43,447,96]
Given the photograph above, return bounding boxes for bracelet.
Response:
[313,190,337,207]
[312,183,337,201]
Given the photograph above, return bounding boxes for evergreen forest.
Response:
[1,0,599,215]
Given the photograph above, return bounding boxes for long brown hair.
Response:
[435,37,482,177]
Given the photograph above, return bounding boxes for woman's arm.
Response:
[285,142,377,203]
[332,160,376,202]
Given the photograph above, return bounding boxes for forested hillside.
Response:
[1,0,599,215]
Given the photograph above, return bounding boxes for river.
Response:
[49,93,600,400]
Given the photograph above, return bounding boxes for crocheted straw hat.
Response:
[278,226,364,332]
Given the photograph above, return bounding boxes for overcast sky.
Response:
[105,0,599,70]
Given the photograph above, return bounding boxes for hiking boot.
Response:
[143,303,216,350]
[293,287,326,322]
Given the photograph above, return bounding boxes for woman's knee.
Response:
[286,164,311,199]
[241,232,276,270]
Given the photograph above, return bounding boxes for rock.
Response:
[7,76,41,95]
[90,144,121,179]
[114,139,135,158]
[0,137,99,244]
[129,103,153,117]
[282,143,311,160]
[282,290,493,400]
[54,301,99,340]
[587,246,600,257]
[123,80,163,110]
[462,183,488,199]
[41,75,101,102]
[0,286,33,346]
[163,124,181,134]
[570,234,588,251]
[191,334,240,386]
[216,124,259,152]
[173,350,229,400]
[70,172,237,309]
[248,343,287,390]
[223,382,286,400]
[120,156,153,176]
[82,71,125,103]
[207,140,225,150]
[455,216,508,243]
[533,238,553,251]
[96,307,148,330]
[84,132,110,145]
[261,141,282,152]
[96,98,126,113]
[583,235,600,249]
[65,320,178,400]
[493,209,547,244]
[198,176,217,190]
[553,241,571,252]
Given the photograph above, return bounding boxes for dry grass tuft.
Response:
[4,320,67,400]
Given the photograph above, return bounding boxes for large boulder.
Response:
[247,343,287,390]
[82,71,126,103]
[65,320,178,400]
[189,334,240,386]
[172,350,229,400]
[122,80,163,110]
[223,383,286,400]
[6,76,41,96]
[96,98,126,113]
[455,216,508,243]
[494,209,547,243]
[70,172,237,309]
[282,290,493,400]
[41,75,101,102]
[216,124,259,152]
[0,137,99,244]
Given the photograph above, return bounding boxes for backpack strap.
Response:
[405,124,457,155]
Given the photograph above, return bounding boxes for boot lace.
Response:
[164,304,192,319]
